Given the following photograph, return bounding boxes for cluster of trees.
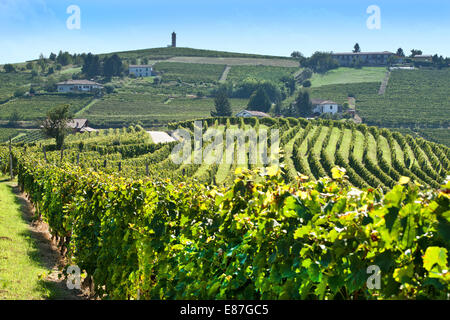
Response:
[292,52,339,74]
[82,53,125,79]
[284,90,313,117]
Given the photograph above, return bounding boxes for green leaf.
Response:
[393,264,414,283]
[399,176,410,185]
[294,225,311,239]
[423,247,448,271]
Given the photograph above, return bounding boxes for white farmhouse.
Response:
[311,99,341,114]
[311,99,341,115]
[129,65,154,77]
[57,80,103,93]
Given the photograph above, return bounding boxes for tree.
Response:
[396,48,405,57]
[3,64,15,73]
[291,51,303,58]
[211,88,232,117]
[41,105,73,150]
[410,49,423,57]
[274,102,282,116]
[8,110,22,127]
[57,51,73,66]
[103,54,123,78]
[247,87,271,113]
[82,53,101,78]
[301,52,339,73]
[294,90,312,117]
[353,43,361,53]
[49,52,57,61]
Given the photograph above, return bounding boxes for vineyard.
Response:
[0,94,94,121]
[1,118,449,300]
[309,69,450,129]
[152,62,226,84]
[4,118,448,189]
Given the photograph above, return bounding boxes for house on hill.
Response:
[57,80,103,93]
[40,118,97,134]
[236,110,270,118]
[67,119,97,133]
[331,51,395,66]
[311,99,341,115]
[129,65,154,77]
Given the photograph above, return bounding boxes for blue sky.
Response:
[1,0,449,64]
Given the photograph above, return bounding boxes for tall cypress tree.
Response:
[247,87,271,113]
[211,89,232,117]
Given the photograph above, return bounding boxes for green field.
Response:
[227,65,299,82]
[153,62,225,83]
[310,67,387,87]
[0,94,94,121]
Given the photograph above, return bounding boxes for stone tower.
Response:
[172,32,176,48]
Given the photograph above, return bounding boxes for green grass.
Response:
[310,67,387,87]
[0,180,63,299]
[227,65,299,82]
[0,94,94,121]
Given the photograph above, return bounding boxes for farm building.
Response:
[67,119,97,133]
[311,99,341,115]
[40,118,97,133]
[236,110,270,118]
[331,51,395,66]
[129,65,154,77]
[57,80,103,93]
[412,55,433,62]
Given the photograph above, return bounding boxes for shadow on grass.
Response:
[8,183,84,300]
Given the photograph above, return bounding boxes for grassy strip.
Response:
[0,180,54,299]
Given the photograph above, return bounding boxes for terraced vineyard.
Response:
[7,118,448,191]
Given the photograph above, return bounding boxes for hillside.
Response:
[308,68,450,146]
[100,46,294,61]
[0,48,448,146]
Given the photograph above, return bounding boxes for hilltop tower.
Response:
[172,32,177,48]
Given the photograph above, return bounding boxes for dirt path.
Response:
[12,184,89,300]
[219,65,232,82]
[378,71,391,95]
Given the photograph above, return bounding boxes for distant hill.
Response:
[99,47,294,61]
